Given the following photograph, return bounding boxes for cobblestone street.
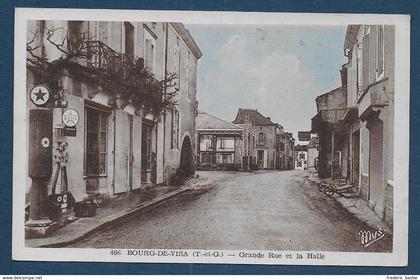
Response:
[69,170,392,252]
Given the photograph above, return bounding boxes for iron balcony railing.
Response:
[87,40,123,72]
[86,40,161,91]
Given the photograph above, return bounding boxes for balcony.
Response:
[311,109,346,133]
[86,41,125,72]
[358,77,391,121]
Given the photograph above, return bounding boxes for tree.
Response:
[26,23,179,115]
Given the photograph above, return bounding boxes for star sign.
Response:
[30,85,50,106]
[35,88,47,101]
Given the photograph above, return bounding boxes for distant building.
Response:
[196,111,244,170]
[294,145,308,170]
[311,87,347,179]
[233,108,294,170]
[307,136,319,171]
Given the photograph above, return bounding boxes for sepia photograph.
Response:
[12,8,410,266]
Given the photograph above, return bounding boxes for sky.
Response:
[187,24,347,143]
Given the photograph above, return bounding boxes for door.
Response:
[257,150,264,169]
[368,116,384,215]
[352,130,360,186]
[141,122,153,184]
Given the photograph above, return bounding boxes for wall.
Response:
[159,23,199,183]
[307,146,318,169]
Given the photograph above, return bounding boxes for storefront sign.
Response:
[30,85,50,106]
[62,109,79,127]
[298,131,311,141]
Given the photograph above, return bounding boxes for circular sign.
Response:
[62,109,79,127]
[30,85,50,106]
[41,137,50,148]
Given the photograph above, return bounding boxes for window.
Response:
[124,22,134,57]
[68,21,83,51]
[186,51,191,100]
[85,106,108,176]
[171,109,180,149]
[299,153,305,160]
[257,150,264,162]
[377,25,384,78]
[279,142,285,151]
[258,132,264,143]
[145,39,154,72]
[219,139,225,149]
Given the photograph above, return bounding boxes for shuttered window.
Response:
[377,25,384,77]
[362,34,370,92]
[171,109,180,149]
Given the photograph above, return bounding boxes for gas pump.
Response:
[26,108,57,236]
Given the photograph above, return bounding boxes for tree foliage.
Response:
[26,25,179,115]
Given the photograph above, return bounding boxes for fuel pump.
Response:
[27,108,54,228]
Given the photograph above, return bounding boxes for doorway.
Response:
[352,130,360,186]
[179,136,194,177]
[368,115,384,215]
[141,121,153,184]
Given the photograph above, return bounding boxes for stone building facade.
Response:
[312,25,394,226]
[233,108,294,170]
[26,20,201,202]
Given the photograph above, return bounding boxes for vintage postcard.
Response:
[13,8,410,266]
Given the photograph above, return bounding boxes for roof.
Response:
[170,23,202,60]
[344,25,361,54]
[233,108,274,126]
[196,111,241,130]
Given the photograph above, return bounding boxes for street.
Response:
[68,170,392,252]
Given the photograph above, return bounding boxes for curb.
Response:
[40,188,190,248]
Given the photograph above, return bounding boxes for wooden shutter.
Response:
[362,34,370,92]
[145,39,152,69]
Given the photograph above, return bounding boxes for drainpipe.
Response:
[162,22,169,183]
[112,112,116,194]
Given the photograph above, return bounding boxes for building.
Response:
[311,24,394,226]
[232,108,294,170]
[275,126,295,170]
[294,144,308,170]
[311,87,347,179]
[26,20,202,204]
[343,25,395,226]
[196,111,244,170]
[306,136,319,172]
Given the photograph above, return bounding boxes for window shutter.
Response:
[145,39,152,69]
[362,34,370,92]
[377,25,384,75]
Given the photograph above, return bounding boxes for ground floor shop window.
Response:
[85,106,109,177]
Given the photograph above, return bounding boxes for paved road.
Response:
[69,170,392,252]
